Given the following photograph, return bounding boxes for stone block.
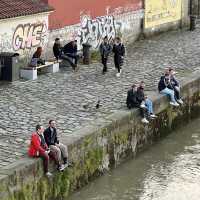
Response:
[20,68,37,80]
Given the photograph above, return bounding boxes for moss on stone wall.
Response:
[3,77,200,200]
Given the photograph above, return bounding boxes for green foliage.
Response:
[90,50,101,62]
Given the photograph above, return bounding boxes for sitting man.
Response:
[63,40,80,70]
[158,72,179,107]
[137,81,157,118]
[168,67,183,104]
[28,124,64,176]
[126,83,156,124]
[44,120,69,167]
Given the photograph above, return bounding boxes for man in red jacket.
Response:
[28,124,64,176]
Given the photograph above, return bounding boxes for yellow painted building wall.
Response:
[145,0,182,28]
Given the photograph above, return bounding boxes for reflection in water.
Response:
[68,118,200,200]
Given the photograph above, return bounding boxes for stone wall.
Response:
[46,9,144,58]
[1,72,200,200]
[0,13,49,64]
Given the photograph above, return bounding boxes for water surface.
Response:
[68,118,200,200]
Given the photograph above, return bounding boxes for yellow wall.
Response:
[145,0,182,28]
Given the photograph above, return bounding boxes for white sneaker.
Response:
[150,114,157,118]
[58,164,65,171]
[140,104,146,108]
[116,73,120,77]
[141,118,149,124]
[170,101,179,107]
[46,172,53,176]
[177,99,183,104]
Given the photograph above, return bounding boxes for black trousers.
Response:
[128,104,148,118]
[101,56,108,72]
[61,54,77,69]
[175,89,180,100]
[114,57,122,73]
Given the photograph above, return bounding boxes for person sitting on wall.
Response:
[158,71,179,107]
[30,47,45,67]
[44,120,69,168]
[63,40,80,71]
[28,124,65,177]
[99,36,112,74]
[137,81,157,118]
[168,67,183,104]
[126,83,154,124]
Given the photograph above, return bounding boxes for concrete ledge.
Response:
[2,71,200,200]
[20,62,60,80]
[20,68,37,80]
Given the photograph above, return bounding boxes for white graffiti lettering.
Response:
[12,22,47,51]
[77,15,122,48]
[0,33,12,51]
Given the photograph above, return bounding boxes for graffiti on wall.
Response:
[0,33,13,51]
[12,22,48,51]
[77,15,122,48]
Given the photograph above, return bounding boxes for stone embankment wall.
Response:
[1,72,200,200]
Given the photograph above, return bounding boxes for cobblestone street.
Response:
[0,28,200,168]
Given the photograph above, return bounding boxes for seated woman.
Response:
[158,72,179,106]
[168,68,183,104]
[30,47,45,67]
[28,124,64,176]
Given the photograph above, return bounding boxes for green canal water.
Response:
[68,117,200,200]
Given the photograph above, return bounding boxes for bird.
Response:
[96,100,101,109]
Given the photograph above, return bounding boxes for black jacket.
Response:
[53,43,62,59]
[63,42,77,54]
[112,43,125,65]
[158,76,167,92]
[126,89,140,109]
[43,127,59,146]
[136,87,145,104]
[170,76,179,88]
[99,42,111,58]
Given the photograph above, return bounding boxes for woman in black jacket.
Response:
[53,38,62,60]
[112,37,125,77]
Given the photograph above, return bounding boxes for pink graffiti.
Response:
[12,22,47,51]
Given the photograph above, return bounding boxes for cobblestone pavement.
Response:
[0,28,200,167]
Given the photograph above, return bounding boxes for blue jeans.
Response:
[160,88,176,103]
[145,99,153,114]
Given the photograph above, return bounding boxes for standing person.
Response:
[112,37,125,77]
[44,120,69,167]
[28,125,64,176]
[99,36,112,74]
[168,68,183,104]
[158,72,179,106]
[30,47,45,67]
[63,40,79,70]
[53,38,62,61]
